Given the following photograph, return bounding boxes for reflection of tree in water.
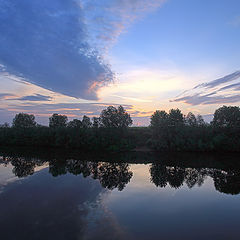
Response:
[184,168,207,188]
[67,160,92,178]
[2,154,240,194]
[211,170,240,195]
[150,163,240,195]
[97,162,133,191]
[49,159,133,191]
[1,155,133,191]
[49,160,67,177]
[167,167,185,189]
[12,158,35,177]
[3,157,45,178]
[150,163,167,187]
[150,164,185,189]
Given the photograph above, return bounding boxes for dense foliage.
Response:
[12,113,36,128]
[0,106,134,151]
[1,105,240,152]
[148,106,240,151]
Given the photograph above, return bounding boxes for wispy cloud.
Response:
[0,93,15,100]
[2,102,133,118]
[111,94,152,103]
[82,0,165,49]
[172,71,240,105]
[0,102,156,126]
[9,94,52,102]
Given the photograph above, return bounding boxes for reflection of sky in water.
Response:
[0,162,49,193]
[105,164,240,240]
[0,163,18,193]
[0,161,240,240]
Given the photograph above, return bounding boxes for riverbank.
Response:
[1,125,240,152]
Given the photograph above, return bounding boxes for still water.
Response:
[0,148,240,240]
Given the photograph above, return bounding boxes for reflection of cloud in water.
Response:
[0,158,49,193]
[80,192,129,240]
[0,163,18,193]
[0,166,131,240]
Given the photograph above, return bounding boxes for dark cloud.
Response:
[0,0,114,100]
[9,94,52,102]
[172,71,240,105]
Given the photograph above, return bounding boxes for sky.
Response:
[0,0,240,125]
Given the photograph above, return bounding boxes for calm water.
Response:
[0,149,240,240]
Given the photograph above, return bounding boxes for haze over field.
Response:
[0,0,240,125]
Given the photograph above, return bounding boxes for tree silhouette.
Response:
[150,110,168,129]
[168,109,184,126]
[100,105,132,128]
[82,115,92,128]
[67,119,82,128]
[49,113,68,128]
[185,112,197,126]
[12,113,36,128]
[212,106,240,127]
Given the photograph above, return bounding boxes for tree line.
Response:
[0,106,134,151]
[2,105,132,129]
[149,105,240,151]
[1,105,240,151]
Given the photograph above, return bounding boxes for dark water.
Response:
[0,149,240,240]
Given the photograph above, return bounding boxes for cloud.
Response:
[82,0,165,48]
[0,0,165,100]
[0,0,114,100]
[9,94,52,102]
[194,71,240,89]
[173,94,240,105]
[0,102,133,124]
[172,71,240,105]
[0,93,15,100]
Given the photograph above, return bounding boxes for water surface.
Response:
[0,149,240,240]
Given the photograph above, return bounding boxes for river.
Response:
[0,148,240,240]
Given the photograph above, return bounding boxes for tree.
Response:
[0,122,10,128]
[67,119,82,128]
[12,113,36,128]
[100,105,132,128]
[92,117,101,128]
[150,110,168,129]
[196,114,205,126]
[185,112,197,126]
[168,108,184,126]
[212,106,240,127]
[49,114,68,128]
[82,115,92,128]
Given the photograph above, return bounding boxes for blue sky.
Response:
[0,0,240,125]
[111,0,240,71]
